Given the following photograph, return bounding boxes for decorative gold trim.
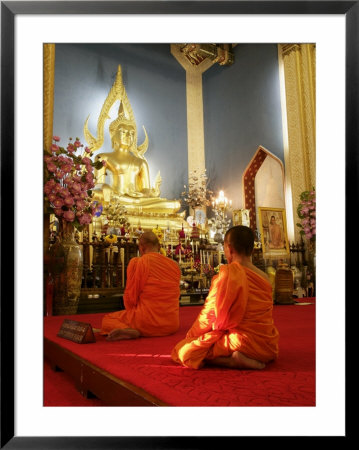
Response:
[281,44,300,57]
[278,44,316,242]
[43,43,55,153]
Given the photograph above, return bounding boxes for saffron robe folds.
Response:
[171,262,279,369]
[101,253,181,336]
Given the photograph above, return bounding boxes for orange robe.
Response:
[171,262,279,369]
[101,253,181,337]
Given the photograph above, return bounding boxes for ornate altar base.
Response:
[92,211,191,236]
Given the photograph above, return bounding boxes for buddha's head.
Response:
[111,124,135,151]
[109,103,136,151]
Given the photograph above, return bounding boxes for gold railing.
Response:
[79,237,138,296]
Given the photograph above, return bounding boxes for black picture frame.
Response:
[1,1,355,447]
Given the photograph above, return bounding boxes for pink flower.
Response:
[86,172,94,183]
[48,193,57,202]
[76,199,86,210]
[71,182,81,193]
[44,179,56,194]
[53,136,60,142]
[85,147,91,153]
[51,144,59,152]
[102,160,107,167]
[58,155,71,163]
[74,140,81,148]
[79,213,92,225]
[82,157,92,165]
[54,208,63,216]
[53,183,62,193]
[47,162,57,173]
[53,198,64,208]
[67,144,75,153]
[63,210,75,222]
[301,207,309,215]
[44,155,53,163]
[64,196,75,206]
[61,164,72,174]
[59,187,70,198]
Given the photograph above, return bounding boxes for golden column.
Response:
[43,44,56,261]
[278,44,316,242]
[44,44,56,153]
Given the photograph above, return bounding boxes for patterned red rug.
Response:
[44,300,315,407]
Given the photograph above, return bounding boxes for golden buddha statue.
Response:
[84,65,181,216]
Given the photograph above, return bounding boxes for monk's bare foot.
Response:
[231,351,265,370]
[206,352,265,370]
[106,328,141,341]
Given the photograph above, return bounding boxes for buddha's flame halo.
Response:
[83,64,148,157]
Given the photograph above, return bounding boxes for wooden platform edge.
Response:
[44,338,168,407]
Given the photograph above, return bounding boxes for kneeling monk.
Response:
[172,226,279,369]
[101,231,181,341]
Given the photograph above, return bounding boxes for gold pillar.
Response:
[43,43,55,153]
[278,44,316,242]
[43,44,55,266]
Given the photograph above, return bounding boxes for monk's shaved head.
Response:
[139,231,160,253]
[224,226,254,256]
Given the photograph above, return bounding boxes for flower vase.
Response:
[307,249,316,297]
[51,220,83,315]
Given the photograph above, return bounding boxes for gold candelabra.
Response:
[213,190,232,216]
[210,190,233,243]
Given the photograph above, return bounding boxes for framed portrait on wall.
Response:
[258,207,290,258]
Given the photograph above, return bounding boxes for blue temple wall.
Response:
[53,44,284,207]
[203,44,284,208]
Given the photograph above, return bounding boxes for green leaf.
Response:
[94,160,104,169]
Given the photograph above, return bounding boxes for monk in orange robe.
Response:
[172,226,279,369]
[101,231,181,341]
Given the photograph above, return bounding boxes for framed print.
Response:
[232,209,250,227]
[2,0,356,447]
[258,207,289,258]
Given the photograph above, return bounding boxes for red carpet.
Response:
[44,301,315,407]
